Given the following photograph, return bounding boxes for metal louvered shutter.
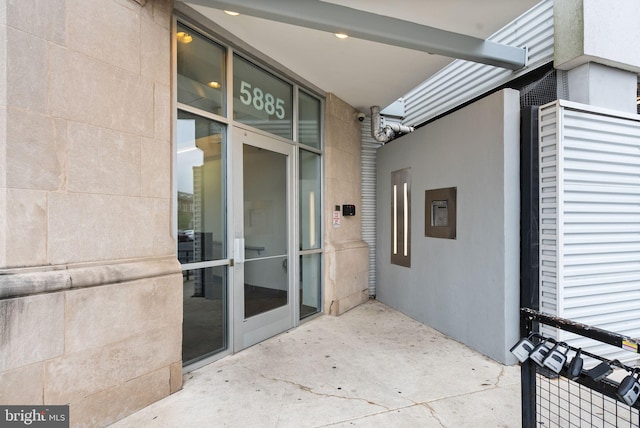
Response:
[539,100,640,364]
[361,118,384,297]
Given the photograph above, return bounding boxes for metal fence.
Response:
[518,308,640,427]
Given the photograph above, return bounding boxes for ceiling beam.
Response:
[186,0,527,70]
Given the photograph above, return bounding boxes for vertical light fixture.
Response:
[393,185,398,255]
[391,169,411,267]
[403,182,409,257]
[309,192,316,247]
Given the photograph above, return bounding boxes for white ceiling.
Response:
[186,0,540,113]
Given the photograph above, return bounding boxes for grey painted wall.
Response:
[376,89,521,364]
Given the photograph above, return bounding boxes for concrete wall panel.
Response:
[44,323,181,405]
[49,45,154,138]
[48,193,156,264]
[141,136,171,198]
[64,274,182,353]
[0,293,64,372]
[6,109,66,191]
[67,0,141,74]
[141,14,171,85]
[6,189,47,267]
[67,122,142,196]
[70,367,170,427]
[0,363,44,405]
[154,83,171,140]
[6,30,48,114]
[7,0,66,44]
[153,197,175,256]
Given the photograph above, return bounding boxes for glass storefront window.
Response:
[182,266,228,364]
[233,54,293,139]
[300,150,321,250]
[177,110,226,263]
[176,23,226,115]
[298,91,321,149]
[176,20,324,359]
[300,253,321,318]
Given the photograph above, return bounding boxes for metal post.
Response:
[520,313,536,428]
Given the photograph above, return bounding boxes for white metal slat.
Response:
[564,280,640,297]
[556,105,566,319]
[538,102,561,317]
[541,101,640,364]
[403,0,554,126]
[360,118,383,297]
[563,262,640,277]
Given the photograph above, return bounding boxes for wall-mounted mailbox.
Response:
[342,204,356,216]
[425,187,456,239]
[431,200,449,227]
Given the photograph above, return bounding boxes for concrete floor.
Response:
[112,300,522,427]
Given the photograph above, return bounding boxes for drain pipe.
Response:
[370,106,415,144]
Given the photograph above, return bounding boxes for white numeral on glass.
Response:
[238,80,286,119]
[239,81,252,106]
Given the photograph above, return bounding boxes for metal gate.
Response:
[518,308,640,427]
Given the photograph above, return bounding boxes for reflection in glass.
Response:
[300,254,322,318]
[233,55,293,139]
[243,145,287,259]
[182,266,228,364]
[176,111,226,264]
[243,144,289,319]
[176,23,226,115]
[244,257,288,319]
[299,91,321,149]
[300,150,321,250]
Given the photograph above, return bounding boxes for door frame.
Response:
[231,126,298,351]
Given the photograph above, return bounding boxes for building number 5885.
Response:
[239,81,286,119]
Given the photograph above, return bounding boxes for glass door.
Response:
[232,127,295,350]
[177,111,229,366]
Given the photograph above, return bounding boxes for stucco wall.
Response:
[0,0,182,426]
[554,1,640,114]
[376,89,521,364]
[554,0,640,73]
[323,94,369,315]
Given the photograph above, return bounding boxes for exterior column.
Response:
[554,0,640,113]
[0,0,7,270]
[323,94,370,315]
[0,0,182,426]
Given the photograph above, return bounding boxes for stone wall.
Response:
[323,94,369,315]
[0,0,182,426]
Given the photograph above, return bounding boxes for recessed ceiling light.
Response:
[334,33,349,39]
[176,31,193,44]
[224,10,240,16]
[207,81,221,89]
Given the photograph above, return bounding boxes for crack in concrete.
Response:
[258,373,389,411]
[495,366,506,387]
[414,372,509,408]
[312,403,438,428]
[423,403,448,428]
[418,366,509,406]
